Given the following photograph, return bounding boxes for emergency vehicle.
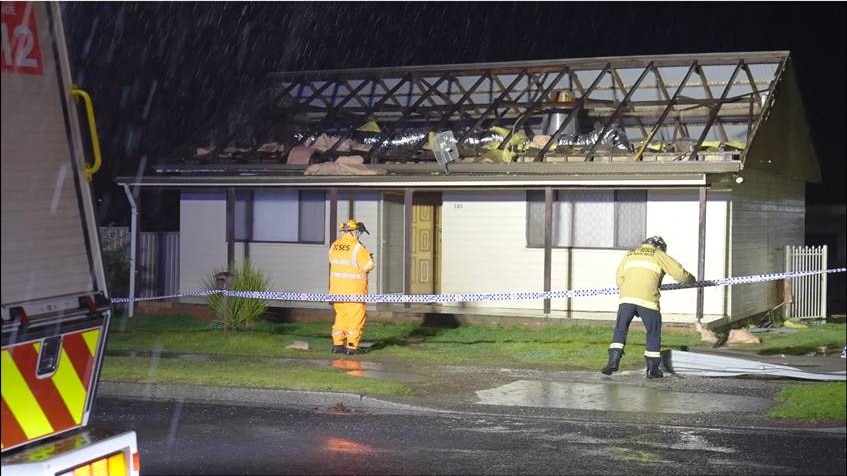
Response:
[1,2,139,474]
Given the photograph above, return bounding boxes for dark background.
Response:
[60,1,846,230]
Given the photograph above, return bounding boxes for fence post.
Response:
[821,245,828,319]
[784,245,792,318]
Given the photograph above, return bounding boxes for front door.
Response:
[411,193,441,295]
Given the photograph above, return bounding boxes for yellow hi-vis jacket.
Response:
[616,244,695,311]
[328,234,375,296]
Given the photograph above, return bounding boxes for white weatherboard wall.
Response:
[646,189,729,318]
[180,189,729,317]
[179,192,227,293]
[557,248,628,313]
[439,190,728,318]
[440,191,566,311]
[234,194,382,295]
[332,193,380,294]
[730,170,805,319]
[179,191,379,297]
[233,242,325,293]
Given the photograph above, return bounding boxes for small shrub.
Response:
[203,260,270,330]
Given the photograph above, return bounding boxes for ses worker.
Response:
[602,236,695,378]
[328,219,375,355]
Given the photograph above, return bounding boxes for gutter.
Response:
[115,174,711,189]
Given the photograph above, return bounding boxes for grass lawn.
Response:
[106,314,706,370]
[102,355,411,396]
[770,382,846,421]
[745,322,847,355]
[103,313,846,421]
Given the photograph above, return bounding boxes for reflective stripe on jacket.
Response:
[616,244,695,311]
[328,234,375,295]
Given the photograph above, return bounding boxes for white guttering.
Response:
[117,176,708,188]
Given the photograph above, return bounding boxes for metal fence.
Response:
[785,245,828,319]
[99,227,179,297]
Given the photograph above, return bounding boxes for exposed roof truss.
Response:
[251,52,786,165]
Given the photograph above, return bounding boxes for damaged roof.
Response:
[121,51,820,188]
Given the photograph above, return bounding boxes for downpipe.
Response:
[122,184,138,318]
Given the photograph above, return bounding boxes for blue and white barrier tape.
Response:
[112,289,212,303]
[111,268,846,304]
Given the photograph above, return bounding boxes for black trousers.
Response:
[611,303,662,353]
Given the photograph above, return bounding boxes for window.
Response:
[527,190,646,249]
[235,190,326,243]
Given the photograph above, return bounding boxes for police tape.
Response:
[111,267,846,304]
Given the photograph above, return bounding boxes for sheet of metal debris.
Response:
[667,350,846,381]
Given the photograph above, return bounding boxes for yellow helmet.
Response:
[339,218,369,234]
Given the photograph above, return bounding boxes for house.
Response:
[117,51,820,324]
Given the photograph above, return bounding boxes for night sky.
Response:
[60,1,845,229]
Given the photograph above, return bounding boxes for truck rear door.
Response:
[1,0,111,453]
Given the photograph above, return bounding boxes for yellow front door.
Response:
[411,194,440,294]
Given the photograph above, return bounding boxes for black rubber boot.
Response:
[345,347,367,355]
[646,357,664,379]
[601,348,623,375]
[331,345,346,354]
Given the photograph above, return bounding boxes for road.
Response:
[92,397,845,475]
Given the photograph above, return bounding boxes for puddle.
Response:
[476,380,771,413]
[330,359,426,383]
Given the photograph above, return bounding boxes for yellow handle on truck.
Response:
[71,86,102,181]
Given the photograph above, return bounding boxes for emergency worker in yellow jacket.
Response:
[328,219,375,355]
[602,236,695,378]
